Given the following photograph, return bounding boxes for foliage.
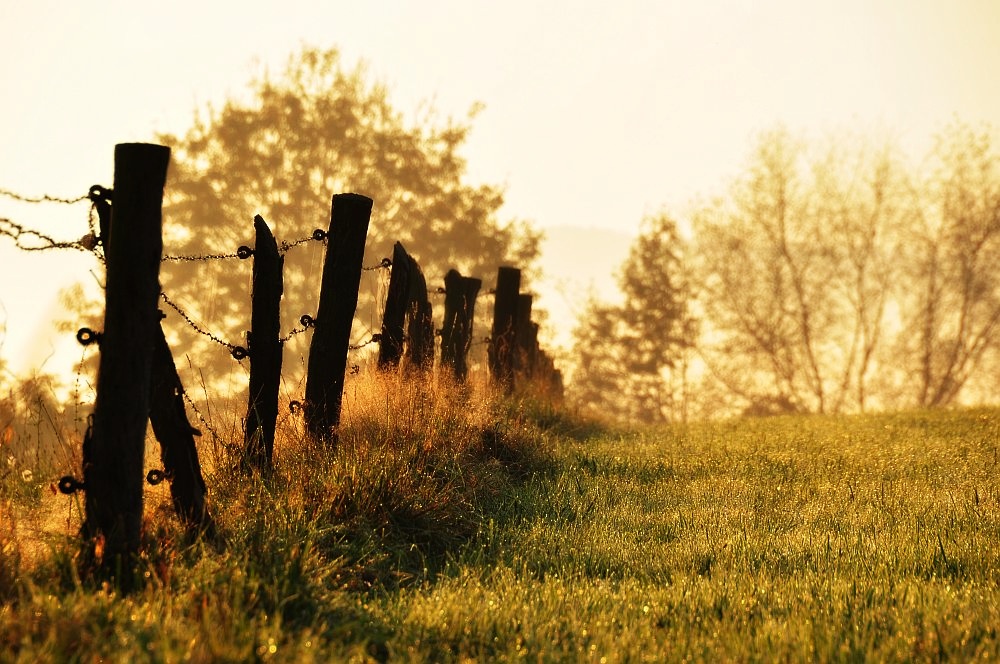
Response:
[569,213,696,423]
[155,46,539,385]
[691,127,909,415]
[4,400,1000,660]
[894,122,1000,407]
[576,122,1000,419]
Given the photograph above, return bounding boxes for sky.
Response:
[1,0,999,379]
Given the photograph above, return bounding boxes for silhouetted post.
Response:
[441,269,481,381]
[149,323,215,537]
[489,266,521,392]
[243,215,284,471]
[514,293,536,377]
[377,241,410,370]
[405,263,434,373]
[304,194,373,444]
[83,143,170,587]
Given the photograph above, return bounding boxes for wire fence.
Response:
[0,185,394,424]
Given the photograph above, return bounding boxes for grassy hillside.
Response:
[2,377,999,661]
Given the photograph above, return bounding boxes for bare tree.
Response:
[895,122,1000,407]
[692,129,907,414]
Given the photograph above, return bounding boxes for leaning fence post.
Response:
[243,215,284,471]
[82,143,170,587]
[377,241,410,371]
[149,323,215,537]
[304,193,373,444]
[489,266,521,393]
[441,269,481,381]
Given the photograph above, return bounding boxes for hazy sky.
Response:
[1,0,999,375]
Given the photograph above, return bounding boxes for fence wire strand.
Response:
[0,217,100,255]
[159,292,245,358]
[0,189,90,205]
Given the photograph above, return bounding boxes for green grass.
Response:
[3,380,1000,661]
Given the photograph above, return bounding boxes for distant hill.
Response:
[530,225,635,352]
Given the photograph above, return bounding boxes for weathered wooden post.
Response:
[149,324,215,537]
[377,241,410,370]
[304,193,373,444]
[441,269,481,381]
[514,293,536,378]
[405,262,434,372]
[82,143,170,586]
[243,215,283,471]
[489,266,521,392]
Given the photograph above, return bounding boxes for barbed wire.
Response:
[161,229,327,263]
[159,292,248,360]
[179,388,228,446]
[161,249,246,263]
[278,314,314,344]
[0,189,90,205]
[364,258,392,271]
[349,334,381,352]
[0,217,100,255]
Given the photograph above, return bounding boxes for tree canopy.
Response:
[156,47,539,386]
[570,213,695,423]
[571,122,1000,420]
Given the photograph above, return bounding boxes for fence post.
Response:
[377,241,410,371]
[489,266,521,393]
[243,215,284,471]
[514,293,536,378]
[149,323,215,537]
[304,193,372,444]
[82,143,170,587]
[441,269,481,381]
[405,263,434,373]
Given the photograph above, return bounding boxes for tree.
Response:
[894,122,1000,407]
[691,128,907,415]
[156,47,539,390]
[570,214,695,423]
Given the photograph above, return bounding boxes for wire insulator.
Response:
[76,328,102,346]
[231,346,249,360]
[300,314,315,328]
[289,400,302,414]
[58,476,85,494]
[237,245,254,259]
[312,229,327,241]
[146,469,167,485]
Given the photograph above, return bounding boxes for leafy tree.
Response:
[570,214,695,423]
[155,47,539,389]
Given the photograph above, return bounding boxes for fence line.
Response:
[0,144,563,587]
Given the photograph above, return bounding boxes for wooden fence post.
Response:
[304,193,373,444]
[243,215,283,471]
[82,143,170,586]
[514,293,537,378]
[377,241,410,370]
[149,324,215,537]
[489,266,521,393]
[405,263,434,373]
[441,269,481,381]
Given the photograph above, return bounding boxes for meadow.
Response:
[2,374,999,661]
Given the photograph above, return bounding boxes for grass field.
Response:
[2,377,999,661]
